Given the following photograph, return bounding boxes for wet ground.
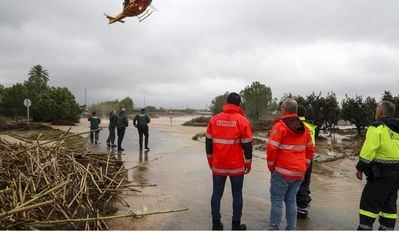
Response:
[53,117,394,230]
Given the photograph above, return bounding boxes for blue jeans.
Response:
[211,175,244,222]
[269,172,302,230]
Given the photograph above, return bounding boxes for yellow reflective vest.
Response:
[359,118,399,164]
[299,117,317,145]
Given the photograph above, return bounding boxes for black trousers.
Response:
[211,175,244,222]
[358,168,399,230]
[106,126,116,145]
[117,127,126,150]
[137,125,149,150]
[297,160,313,217]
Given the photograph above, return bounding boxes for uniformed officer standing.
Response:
[88,112,101,144]
[133,108,151,151]
[296,105,317,219]
[356,101,399,230]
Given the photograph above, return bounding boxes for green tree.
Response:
[210,92,229,115]
[323,92,340,131]
[35,87,84,122]
[341,95,377,136]
[24,65,49,94]
[0,84,29,118]
[119,97,134,113]
[381,91,399,117]
[240,81,272,121]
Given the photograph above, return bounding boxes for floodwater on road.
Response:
[91,117,380,230]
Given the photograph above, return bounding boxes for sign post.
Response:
[23,98,32,126]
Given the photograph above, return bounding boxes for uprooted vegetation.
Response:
[0,129,188,229]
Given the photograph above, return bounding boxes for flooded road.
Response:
[96,117,377,230]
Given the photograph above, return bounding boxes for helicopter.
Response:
[105,0,154,24]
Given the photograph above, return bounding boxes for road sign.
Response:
[23,98,31,126]
[24,98,31,107]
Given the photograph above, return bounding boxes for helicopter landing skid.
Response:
[137,9,153,22]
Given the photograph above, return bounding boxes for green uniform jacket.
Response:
[117,112,129,128]
[109,112,118,128]
[88,116,101,129]
[133,113,151,127]
[356,117,399,173]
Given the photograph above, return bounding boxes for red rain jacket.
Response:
[266,113,315,179]
[206,104,253,176]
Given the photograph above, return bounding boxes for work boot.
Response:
[297,212,308,219]
[107,143,111,147]
[212,219,223,230]
[111,144,117,148]
[145,147,150,151]
[232,220,246,230]
[95,141,98,144]
[118,148,125,152]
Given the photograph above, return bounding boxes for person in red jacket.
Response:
[206,92,253,230]
[266,98,315,230]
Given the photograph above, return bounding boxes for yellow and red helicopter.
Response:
[105,0,155,24]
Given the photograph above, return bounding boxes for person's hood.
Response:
[280,113,305,134]
[381,117,399,133]
[223,103,244,115]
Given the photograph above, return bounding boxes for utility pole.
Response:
[84,88,87,109]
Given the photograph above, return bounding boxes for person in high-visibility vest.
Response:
[356,101,399,230]
[296,105,317,219]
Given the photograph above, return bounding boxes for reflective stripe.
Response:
[359,209,378,218]
[275,167,305,177]
[379,212,397,219]
[212,167,245,174]
[241,138,253,143]
[359,157,372,164]
[278,144,306,151]
[213,138,240,144]
[206,133,212,139]
[266,139,306,151]
[306,159,312,164]
[245,159,252,164]
[379,225,394,230]
[306,141,313,147]
[358,224,373,230]
[207,155,212,158]
[268,161,274,166]
[266,139,280,147]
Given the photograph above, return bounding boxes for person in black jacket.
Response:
[133,108,151,151]
[106,111,118,148]
[117,108,128,152]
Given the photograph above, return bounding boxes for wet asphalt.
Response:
[88,126,394,230]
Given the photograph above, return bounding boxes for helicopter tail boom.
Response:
[104,14,126,24]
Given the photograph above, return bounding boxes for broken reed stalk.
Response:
[28,208,189,225]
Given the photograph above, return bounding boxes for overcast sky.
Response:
[1,0,398,109]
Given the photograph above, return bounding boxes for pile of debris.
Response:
[0,132,186,229]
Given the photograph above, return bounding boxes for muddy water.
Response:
[95,122,381,230]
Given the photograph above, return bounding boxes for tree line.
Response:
[210,81,399,136]
[0,65,84,123]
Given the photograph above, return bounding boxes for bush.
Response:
[183,117,210,127]
[251,118,274,132]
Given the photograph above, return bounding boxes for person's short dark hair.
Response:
[141,108,145,113]
[297,105,307,117]
[378,101,396,117]
[227,92,241,106]
[92,112,96,115]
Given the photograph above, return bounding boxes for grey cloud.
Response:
[0,0,399,108]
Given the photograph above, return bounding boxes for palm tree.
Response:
[28,65,49,84]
